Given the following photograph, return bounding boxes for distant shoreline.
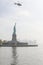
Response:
[0,45,38,47]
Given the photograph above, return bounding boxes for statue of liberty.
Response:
[12,23,16,41]
[14,23,16,35]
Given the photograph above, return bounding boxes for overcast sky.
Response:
[0,0,43,43]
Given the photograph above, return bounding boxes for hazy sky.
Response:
[0,0,43,43]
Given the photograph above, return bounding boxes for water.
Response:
[0,46,43,65]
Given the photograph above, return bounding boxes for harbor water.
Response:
[0,44,43,65]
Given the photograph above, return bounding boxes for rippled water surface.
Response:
[0,46,43,65]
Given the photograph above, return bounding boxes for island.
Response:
[0,23,38,47]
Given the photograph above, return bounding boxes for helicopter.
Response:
[14,1,22,6]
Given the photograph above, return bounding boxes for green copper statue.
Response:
[12,23,16,41]
[13,23,16,35]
